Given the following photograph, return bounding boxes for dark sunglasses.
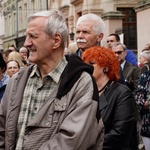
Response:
[114,51,124,55]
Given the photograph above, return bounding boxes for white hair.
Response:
[28,10,68,48]
[112,42,127,51]
[76,13,105,34]
[140,50,150,62]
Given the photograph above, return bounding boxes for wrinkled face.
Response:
[112,45,127,64]
[107,35,118,49]
[20,48,28,59]
[7,61,20,77]
[24,17,54,65]
[75,20,103,51]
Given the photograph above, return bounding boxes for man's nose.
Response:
[24,36,32,47]
[77,32,84,38]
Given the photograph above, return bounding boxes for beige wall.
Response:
[0,0,4,50]
[102,18,123,47]
[136,8,150,61]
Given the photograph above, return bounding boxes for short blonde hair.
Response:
[8,51,24,67]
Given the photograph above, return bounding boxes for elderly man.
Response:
[112,42,140,92]
[0,10,101,150]
[107,33,138,66]
[19,47,29,59]
[75,13,105,57]
[75,14,125,84]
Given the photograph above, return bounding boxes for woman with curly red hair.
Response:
[82,46,138,150]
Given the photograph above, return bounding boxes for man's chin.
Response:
[28,57,36,64]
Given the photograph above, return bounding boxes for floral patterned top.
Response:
[135,70,150,137]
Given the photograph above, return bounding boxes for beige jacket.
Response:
[0,65,103,150]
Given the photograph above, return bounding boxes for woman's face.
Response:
[7,61,20,77]
[85,60,104,81]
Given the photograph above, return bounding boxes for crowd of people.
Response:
[0,45,30,101]
[0,10,150,150]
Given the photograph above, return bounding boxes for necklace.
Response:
[98,80,112,93]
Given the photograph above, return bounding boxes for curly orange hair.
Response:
[82,46,120,81]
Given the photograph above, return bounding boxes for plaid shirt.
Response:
[15,57,67,150]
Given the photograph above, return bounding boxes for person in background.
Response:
[19,47,29,60]
[68,42,78,54]
[139,50,150,74]
[135,70,150,150]
[0,53,9,102]
[19,47,30,66]
[8,51,25,67]
[112,42,140,92]
[8,44,17,51]
[107,33,138,66]
[6,60,20,78]
[75,13,105,57]
[0,10,102,149]
[82,46,138,150]
[75,14,125,85]
[143,43,150,51]
[2,49,13,63]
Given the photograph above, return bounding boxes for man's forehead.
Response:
[113,45,124,50]
[107,36,116,40]
[26,25,43,35]
[77,21,94,28]
[26,18,46,32]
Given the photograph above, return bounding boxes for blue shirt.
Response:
[0,74,9,101]
[125,48,137,66]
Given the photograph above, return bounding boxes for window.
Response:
[117,8,137,49]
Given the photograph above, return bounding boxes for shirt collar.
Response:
[30,57,68,83]
[121,60,126,70]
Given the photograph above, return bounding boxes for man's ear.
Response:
[52,33,62,49]
[97,33,104,42]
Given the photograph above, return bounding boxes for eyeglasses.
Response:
[114,51,124,55]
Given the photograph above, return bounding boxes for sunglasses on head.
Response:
[114,51,124,55]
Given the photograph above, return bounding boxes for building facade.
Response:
[3,0,48,50]
[135,0,150,57]
[2,0,150,61]
[0,0,4,51]
[48,0,150,60]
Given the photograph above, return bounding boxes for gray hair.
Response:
[140,50,150,62]
[27,10,68,48]
[112,42,126,51]
[76,13,105,34]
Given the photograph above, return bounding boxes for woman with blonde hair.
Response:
[8,51,24,67]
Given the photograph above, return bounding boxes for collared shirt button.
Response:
[46,121,50,126]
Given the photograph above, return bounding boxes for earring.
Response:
[103,68,107,73]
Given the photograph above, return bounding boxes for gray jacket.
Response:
[0,55,103,150]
